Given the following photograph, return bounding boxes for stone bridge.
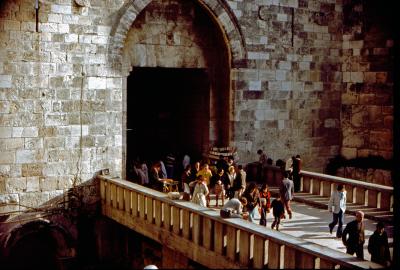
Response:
[99,172,392,269]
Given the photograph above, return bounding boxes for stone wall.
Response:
[340,0,394,160]
[0,0,394,212]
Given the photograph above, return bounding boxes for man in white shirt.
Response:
[328,184,347,238]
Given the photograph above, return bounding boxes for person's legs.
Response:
[355,245,364,260]
[276,217,281,231]
[336,210,344,238]
[260,207,267,226]
[329,212,339,234]
[271,217,277,229]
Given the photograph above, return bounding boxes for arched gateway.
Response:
[108,0,246,175]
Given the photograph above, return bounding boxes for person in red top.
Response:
[259,183,271,226]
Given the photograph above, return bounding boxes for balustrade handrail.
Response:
[258,164,393,193]
[301,170,393,193]
[99,175,383,269]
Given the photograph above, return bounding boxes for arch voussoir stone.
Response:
[108,0,247,68]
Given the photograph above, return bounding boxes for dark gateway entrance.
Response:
[127,67,210,174]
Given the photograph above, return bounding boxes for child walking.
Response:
[271,194,285,231]
[259,183,271,226]
[191,175,209,207]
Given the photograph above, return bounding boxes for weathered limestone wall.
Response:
[0,0,394,212]
[340,0,394,160]
[0,0,126,213]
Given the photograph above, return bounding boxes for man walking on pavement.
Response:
[279,170,294,219]
[342,211,365,259]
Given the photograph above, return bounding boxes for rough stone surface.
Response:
[0,0,394,212]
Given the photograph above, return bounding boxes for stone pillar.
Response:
[161,245,189,269]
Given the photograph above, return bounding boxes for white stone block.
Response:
[58,23,70,33]
[277,13,288,22]
[65,33,78,43]
[0,194,19,205]
[51,4,72,14]
[26,177,40,192]
[276,70,287,81]
[278,61,291,70]
[0,75,12,88]
[92,36,108,45]
[106,78,122,89]
[16,150,36,163]
[0,127,12,138]
[97,26,111,36]
[88,77,106,89]
[249,80,261,91]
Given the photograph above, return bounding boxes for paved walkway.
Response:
[208,196,393,264]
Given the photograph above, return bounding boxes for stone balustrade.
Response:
[257,165,393,212]
[99,175,383,269]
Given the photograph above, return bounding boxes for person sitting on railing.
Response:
[220,197,248,219]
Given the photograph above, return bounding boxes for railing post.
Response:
[163,202,171,231]
[131,192,138,217]
[138,194,145,219]
[192,213,201,245]
[100,179,105,201]
[239,230,250,266]
[154,200,162,227]
[124,189,131,214]
[105,181,111,205]
[182,209,191,240]
[253,235,265,268]
[268,241,282,269]
[111,183,117,208]
[202,217,213,250]
[147,197,154,224]
[226,226,236,261]
[214,222,224,255]
[173,206,180,235]
[117,186,124,211]
[284,246,296,269]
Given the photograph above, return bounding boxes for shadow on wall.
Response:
[0,176,102,270]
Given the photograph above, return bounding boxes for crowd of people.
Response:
[128,149,391,267]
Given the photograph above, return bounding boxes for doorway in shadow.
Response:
[127,67,210,178]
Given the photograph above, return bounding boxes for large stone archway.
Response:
[108,0,247,67]
[108,0,246,173]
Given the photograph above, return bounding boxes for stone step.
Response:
[267,186,393,223]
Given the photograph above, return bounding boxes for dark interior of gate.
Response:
[127,67,210,164]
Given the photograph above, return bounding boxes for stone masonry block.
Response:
[341,147,357,159]
[51,4,72,14]
[26,176,40,192]
[6,177,26,193]
[0,75,12,88]
[22,163,43,177]
[12,127,39,138]
[0,193,19,206]
[0,152,15,163]
[19,191,50,208]
[0,127,12,138]
[16,150,36,164]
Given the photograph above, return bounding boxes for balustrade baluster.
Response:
[202,217,213,250]
[100,179,105,201]
[155,200,162,227]
[173,207,180,235]
[252,235,265,268]
[214,222,223,255]
[138,194,145,219]
[131,192,138,217]
[124,189,131,214]
[111,184,117,208]
[105,181,111,205]
[226,226,236,261]
[147,197,154,224]
[164,202,171,231]
[283,246,296,269]
[192,213,200,245]
[182,209,190,240]
[239,230,250,266]
[117,186,124,210]
[267,241,281,269]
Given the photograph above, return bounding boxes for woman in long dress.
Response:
[191,175,209,207]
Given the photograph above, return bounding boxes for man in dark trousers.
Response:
[368,221,391,267]
[292,155,302,192]
[279,170,294,219]
[342,211,365,259]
